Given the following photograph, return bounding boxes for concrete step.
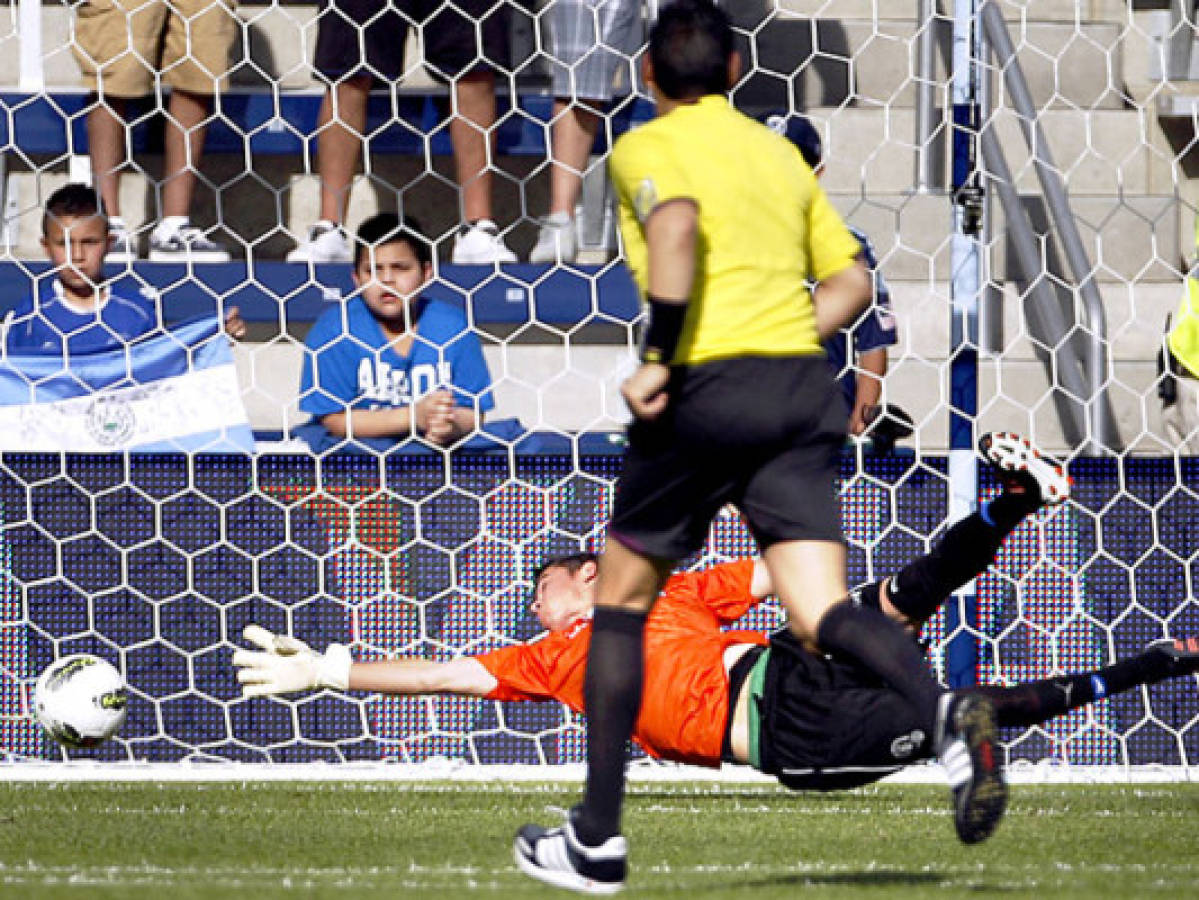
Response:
[1,155,1179,282]
[732,16,1128,112]
[235,290,1180,457]
[832,190,1180,284]
[2,5,1131,110]
[772,1,1128,24]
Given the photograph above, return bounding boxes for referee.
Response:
[515,2,1006,892]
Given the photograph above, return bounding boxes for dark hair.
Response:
[42,183,105,236]
[353,212,433,270]
[763,112,823,170]
[532,552,598,585]
[649,0,735,101]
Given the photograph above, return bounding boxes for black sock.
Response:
[575,607,647,845]
[887,510,1020,624]
[964,647,1182,729]
[816,600,944,735]
[980,492,1039,532]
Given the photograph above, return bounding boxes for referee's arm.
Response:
[812,258,872,342]
[622,199,699,421]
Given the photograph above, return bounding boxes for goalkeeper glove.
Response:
[232,624,352,697]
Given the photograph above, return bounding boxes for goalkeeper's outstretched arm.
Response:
[232,625,498,699]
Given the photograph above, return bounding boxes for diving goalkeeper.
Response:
[232,432,1197,787]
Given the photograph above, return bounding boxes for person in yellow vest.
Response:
[512,2,1006,892]
[1162,215,1199,452]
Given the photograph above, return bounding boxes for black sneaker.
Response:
[936,693,1008,845]
[514,809,627,894]
[1146,636,1199,677]
[979,431,1070,507]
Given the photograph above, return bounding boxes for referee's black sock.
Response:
[886,507,1025,625]
[816,600,944,735]
[964,645,1188,729]
[575,607,647,846]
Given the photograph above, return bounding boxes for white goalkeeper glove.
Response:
[232,624,352,698]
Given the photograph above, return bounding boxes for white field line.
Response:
[1,860,1196,891]
[1,761,1196,783]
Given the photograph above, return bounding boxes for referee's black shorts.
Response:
[609,355,846,560]
[315,0,509,84]
[758,629,933,792]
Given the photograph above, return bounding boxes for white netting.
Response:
[0,1,1196,773]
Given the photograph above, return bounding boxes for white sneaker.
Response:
[529,212,577,264]
[106,218,137,264]
[452,219,516,265]
[514,809,627,894]
[148,219,231,263]
[287,220,352,264]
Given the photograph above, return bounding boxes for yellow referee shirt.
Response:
[609,96,862,365]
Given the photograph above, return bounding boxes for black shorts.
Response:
[609,355,847,560]
[314,0,509,84]
[756,630,934,791]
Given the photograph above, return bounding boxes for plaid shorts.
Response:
[544,0,642,101]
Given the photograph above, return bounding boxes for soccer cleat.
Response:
[530,212,578,264]
[1146,636,1199,677]
[148,221,231,263]
[452,219,517,265]
[514,809,627,894]
[937,693,1008,845]
[105,218,137,264]
[287,221,352,264]
[979,431,1070,507]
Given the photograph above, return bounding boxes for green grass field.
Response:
[2,781,1197,897]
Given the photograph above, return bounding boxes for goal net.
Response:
[0,1,1197,778]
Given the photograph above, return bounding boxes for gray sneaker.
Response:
[530,212,577,264]
[149,222,231,263]
[105,218,137,264]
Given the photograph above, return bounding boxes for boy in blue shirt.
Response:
[5,184,160,355]
[4,183,246,357]
[299,213,494,449]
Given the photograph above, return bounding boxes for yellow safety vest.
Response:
[1168,274,1199,378]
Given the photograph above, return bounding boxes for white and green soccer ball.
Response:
[35,654,127,748]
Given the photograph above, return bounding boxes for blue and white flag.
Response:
[0,317,254,452]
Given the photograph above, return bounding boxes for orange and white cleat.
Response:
[978,432,1071,507]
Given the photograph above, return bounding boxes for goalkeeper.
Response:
[232,432,1196,787]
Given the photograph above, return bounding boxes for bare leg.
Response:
[162,89,212,220]
[766,539,945,735]
[315,77,370,225]
[452,71,497,223]
[87,98,129,219]
[548,100,601,217]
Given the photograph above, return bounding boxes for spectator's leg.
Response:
[548,100,601,217]
[316,76,370,226]
[87,98,129,220]
[452,71,497,223]
[162,89,212,220]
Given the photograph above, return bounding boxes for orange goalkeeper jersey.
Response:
[475,559,769,768]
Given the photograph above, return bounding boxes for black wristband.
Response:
[641,296,687,364]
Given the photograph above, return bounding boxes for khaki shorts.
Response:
[72,0,238,98]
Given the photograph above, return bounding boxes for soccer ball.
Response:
[34,654,127,748]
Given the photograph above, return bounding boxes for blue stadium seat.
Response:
[0,261,641,326]
[0,89,655,158]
